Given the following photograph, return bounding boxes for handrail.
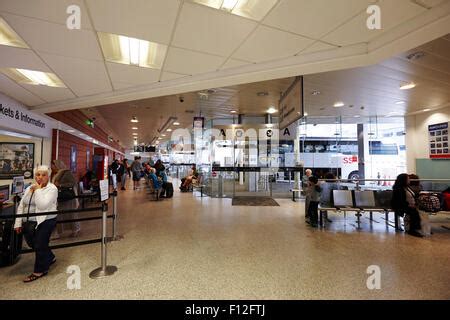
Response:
[317,179,450,182]
[0,206,103,220]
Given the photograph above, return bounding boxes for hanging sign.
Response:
[279,76,303,129]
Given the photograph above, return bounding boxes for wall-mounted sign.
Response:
[70,145,77,173]
[12,176,24,194]
[193,116,204,129]
[0,93,54,138]
[0,142,34,179]
[428,122,449,159]
[278,76,303,129]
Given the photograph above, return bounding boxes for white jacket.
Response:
[14,183,58,229]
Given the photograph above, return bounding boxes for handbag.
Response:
[22,191,37,241]
[58,186,76,202]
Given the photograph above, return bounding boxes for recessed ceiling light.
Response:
[256,91,269,97]
[423,108,431,112]
[132,133,138,135]
[173,122,180,126]
[333,102,345,108]
[166,128,172,132]
[406,51,425,60]
[192,0,278,21]
[400,82,416,90]
[158,137,162,140]
[131,116,138,123]
[267,107,277,114]
[161,134,166,137]
[304,112,308,116]
[132,127,138,130]
[1,68,66,87]
[395,101,405,105]
[230,110,237,114]
[67,129,75,133]
[354,115,361,118]
[0,17,28,48]
[97,32,167,69]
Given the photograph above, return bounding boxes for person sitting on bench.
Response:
[180,164,198,191]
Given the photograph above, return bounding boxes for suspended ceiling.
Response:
[0,0,449,115]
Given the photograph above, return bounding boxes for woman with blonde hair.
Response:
[14,165,58,282]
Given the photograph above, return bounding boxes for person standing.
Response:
[120,159,129,190]
[14,165,58,282]
[131,156,143,190]
[52,160,80,238]
[306,175,322,227]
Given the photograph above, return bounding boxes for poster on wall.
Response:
[428,122,450,159]
[86,149,91,170]
[70,145,77,173]
[0,143,34,179]
[12,176,24,194]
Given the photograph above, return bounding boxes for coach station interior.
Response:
[1,0,450,300]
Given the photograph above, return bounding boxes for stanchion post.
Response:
[111,191,123,241]
[89,201,117,279]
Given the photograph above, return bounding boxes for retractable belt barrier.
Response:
[0,191,121,278]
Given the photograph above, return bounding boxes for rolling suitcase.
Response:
[165,182,174,198]
[0,220,22,267]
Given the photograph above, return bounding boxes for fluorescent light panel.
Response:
[1,68,66,87]
[98,32,167,69]
[192,0,278,21]
[0,17,28,48]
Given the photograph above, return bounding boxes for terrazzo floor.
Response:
[1,180,450,300]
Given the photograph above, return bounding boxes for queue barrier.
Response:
[0,191,121,278]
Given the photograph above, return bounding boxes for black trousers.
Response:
[23,218,57,273]
[308,201,319,225]
[406,207,421,232]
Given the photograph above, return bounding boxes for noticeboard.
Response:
[428,122,449,159]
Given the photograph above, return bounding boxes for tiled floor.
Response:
[1,180,450,299]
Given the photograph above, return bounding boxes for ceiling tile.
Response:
[263,0,373,39]
[39,53,112,96]
[2,13,103,61]
[20,83,76,103]
[106,62,161,89]
[160,71,190,82]
[322,0,426,46]
[0,0,93,29]
[0,74,45,106]
[164,47,224,75]
[233,26,314,63]
[0,46,51,71]
[85,0,181,44]
[220,58,253,70]
[300,41,339,54]
[172,2,257,57]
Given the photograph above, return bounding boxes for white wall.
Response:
[406,106,450,173]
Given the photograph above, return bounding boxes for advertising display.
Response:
[12,176,24,194]
[428,122,449,159]
[0,143,34,179]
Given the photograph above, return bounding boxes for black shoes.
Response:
[408,230,424,238]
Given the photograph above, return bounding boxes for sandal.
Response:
[23,272,47,283]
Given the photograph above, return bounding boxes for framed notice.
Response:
[99,179,109,201]
[0,142,34,179]
[428,122,450,159]
[70,145,77,173]
[12,176,24,194]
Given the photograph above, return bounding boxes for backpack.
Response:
[417,193,441,212]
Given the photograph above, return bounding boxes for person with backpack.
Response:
[391,173,422,237]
